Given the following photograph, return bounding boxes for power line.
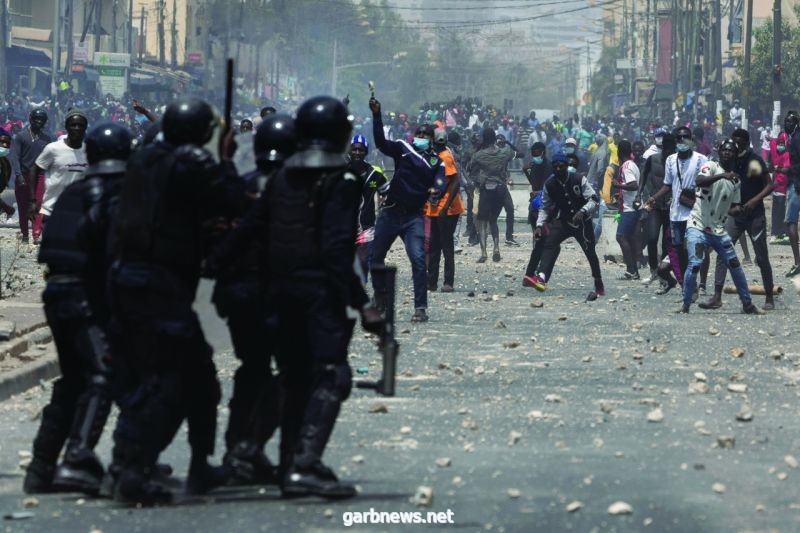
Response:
[322,0,588,10]
[328,0,618,30]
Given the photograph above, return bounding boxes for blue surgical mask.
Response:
[777,144,786,153]
[567,165,576,174]
[412,137,429,151]
[0,147,8,158]
[564,147,576,155]
[532,156,544,164]
[676,142,691,153]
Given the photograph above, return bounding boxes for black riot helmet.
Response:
[254,113,297,173]
[85,122,132,165]
[162,98,216,146]
[294,96,352,153]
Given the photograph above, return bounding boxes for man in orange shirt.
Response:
[425,129,465,292]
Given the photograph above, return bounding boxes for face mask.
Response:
[412,137,429,151]
[532,156,544,164]
[676,142,692,153]
[777,144,786,153]
[0,147,8,158]
[564,146,575,155]
[567,165,576,174]
[655,137,663,147]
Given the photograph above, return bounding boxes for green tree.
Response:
[728,5,800,118]
[590,45,620,116]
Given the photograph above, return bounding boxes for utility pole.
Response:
[0,0,8,94]
[139,6,145,64]
[127,0,133,58]
[64,0,74,78]
[112,0,118,52]
[772,0,782,133]
[94,0,103,52]
[712,0,722,100]
[235,0,244,66]
[331,37,337,96]
[52,0,62,98]
[171,0,177,68]
[742,0,753,127]
[158,0,165,67]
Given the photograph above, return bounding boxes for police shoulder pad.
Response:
[174,145,215,167]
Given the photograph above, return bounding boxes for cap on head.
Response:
[65,110,88,126]
[351,134,369,154]
[30,109,48,121]
[565,137,577,146]
[551,152,567,164]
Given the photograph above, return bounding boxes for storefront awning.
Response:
[4,45,51,68]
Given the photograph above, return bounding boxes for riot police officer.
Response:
[214,114,297,485]
[24,123,131,495]
[211,96,360,499]
[108,98,235,504]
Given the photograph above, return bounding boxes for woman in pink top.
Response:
[769,131,790,241]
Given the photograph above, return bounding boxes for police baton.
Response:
[224,58,234,133]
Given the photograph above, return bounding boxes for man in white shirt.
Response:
[729,100,743,127]
[645,126,708,284]
[615,140,641,279]
[32,111,88,223]
[678,139,760,314]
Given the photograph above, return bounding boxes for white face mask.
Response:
[0,147,8,158]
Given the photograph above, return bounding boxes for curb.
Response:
[0,325,56,402]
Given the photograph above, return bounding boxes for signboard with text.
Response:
[94,53,130,98]
[94,52,131,68]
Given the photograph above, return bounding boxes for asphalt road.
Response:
[1,230,800,532]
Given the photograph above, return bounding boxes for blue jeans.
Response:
[670,220,687,246]
[369,206,427,310]
[785,185,800,224]
[683,227,752,309]
[592,199,607,241]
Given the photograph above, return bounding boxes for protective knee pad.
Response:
[728,258,741,269]
[312,363,353,403]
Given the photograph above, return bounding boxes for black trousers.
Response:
[273,281,355,472]
[31,281,112,468]
[645,208,670,271]
[213,277,280,451]
[428,214,459,287]
[713,214,774,295]
[538,219,602,282]
[503,186,515,240]
[111,279,220,473]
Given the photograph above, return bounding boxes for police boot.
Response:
[224,440,278,486]
[53,390,112,495]
[186,455,230,495]
[281,422,355,500]
[112,443,172,506]
[24,403,72,494]
[282,459,356,500]
[115,467,173,506]
[23,458,57,494]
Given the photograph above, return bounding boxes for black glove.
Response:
[360,304,384,335]
[571,210,586,225]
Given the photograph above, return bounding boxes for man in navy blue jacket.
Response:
[369,97,445,323]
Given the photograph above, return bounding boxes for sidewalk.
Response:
[0,227,54,401]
